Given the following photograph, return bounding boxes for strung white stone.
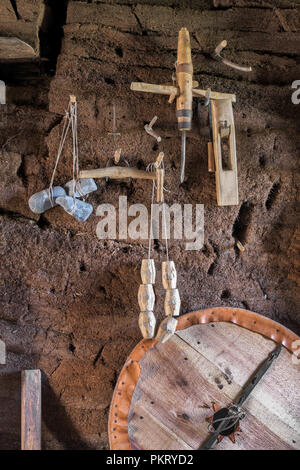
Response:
[164,288,181,317]
[64,178,97,198]
[162,261,177,289]
[138,311,156,339]
[138,284,155,311]
[56,196,93,222]
[28,186,66,214]
[155,316,178,343]
[141,259,156,285]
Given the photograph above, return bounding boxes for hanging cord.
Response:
[147,178,155,261]
[48,102,72,206]
[146,158,169,262]
[162,183,169,262]
[70,100,85,207]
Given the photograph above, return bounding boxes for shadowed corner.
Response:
[41,371,97,450]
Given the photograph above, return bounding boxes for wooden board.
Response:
[0,339,5,364]
[127,322,300,450]
[0,80,5,104]
[21,370,41,450]
[0,37,37,61]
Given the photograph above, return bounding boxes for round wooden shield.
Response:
[108,308,300,450]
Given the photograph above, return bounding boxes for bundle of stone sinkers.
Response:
[28,95,97,222]
[28,178,97,222]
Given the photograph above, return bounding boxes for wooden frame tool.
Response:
[79,163,164,203]
[131,27,238,205]
[210,99,238,206]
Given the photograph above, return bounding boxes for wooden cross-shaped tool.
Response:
[131,28,238,206]
[79,152,165,203]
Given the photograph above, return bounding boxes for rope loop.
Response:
[208,406,246,434]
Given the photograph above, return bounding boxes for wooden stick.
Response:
[130,82,236,102]
[176,28,193,132]
[156,168,164,203]
[0,339,5,365]
[207,142,215,172]
[192,88,236,103]
[79,167,156,181]
[131,82,178,96]
[21,370,41,450]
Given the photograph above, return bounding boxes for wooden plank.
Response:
[131,82,236,102]
[0,80,5,104]
[0,38,37,61]
[128,323,299,450]
[67,3,138,32]
[129,403,192,450]
[177,323,300,448]
[79,166,156,181]
[177,323,300,435]
[134,5,295,34]
[21,370,41,450]
[0,339,5,364]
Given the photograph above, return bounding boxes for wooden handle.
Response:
[208,141,215,172]
[156,168,164,203]
[79,167,156,181]
[131,82,178,96]
[176,28,193,132]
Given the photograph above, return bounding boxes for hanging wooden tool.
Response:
[79,152,165,203]
[131,27,240,206]
[210,99,238,206]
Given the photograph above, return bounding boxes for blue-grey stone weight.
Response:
[64,178,97,197]
[56,196,93,222]
[28,186,66,214]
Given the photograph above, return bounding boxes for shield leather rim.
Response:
[108,307,300,450]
